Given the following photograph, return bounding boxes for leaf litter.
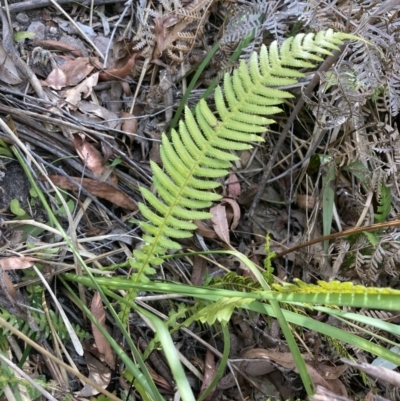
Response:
[0,1,399,400]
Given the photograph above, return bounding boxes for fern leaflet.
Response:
[131,30,355,284]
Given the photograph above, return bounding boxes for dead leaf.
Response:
[99,52,137,81]
[44,57,94,89]
[90,292,115,369]
[78,101,120,130]
[194,220,217,239]
[311,386,353,401]
[0,256,35,270]
[63,72,99,107]
[210,204,230,244]
[221,198,241,230]
[46,175,137,210]
[73,134,105,177]
[121,111,138,135]
[240,349,311,369]
[153,15,192,58]
[198,349,216,401]
[34,39,83,57]
[1,271,15,300]
[76,351,111,397]
[297,194,316,209]
[227,172,241,199]
[191,254,207,286]
[0,43,23,84]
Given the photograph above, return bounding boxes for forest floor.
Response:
[1,1,400,401]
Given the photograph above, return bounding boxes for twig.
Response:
[274,218,400,259]
[3,0,126,14]
[49,0,104,59]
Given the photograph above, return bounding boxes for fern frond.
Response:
[132,30,355,283]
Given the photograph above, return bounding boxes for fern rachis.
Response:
[130,30,355,285]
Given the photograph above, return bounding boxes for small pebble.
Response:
[15,13,29,24]
[48,26,58,35]
[28,21,45,40]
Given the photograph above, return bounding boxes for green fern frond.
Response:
[374,183,391,223]
[272,279,400,295]
[132,30,355,283]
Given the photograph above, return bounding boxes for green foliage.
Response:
[131,30,354,284]
[193,297,254,325]
[0,307,90,342]
[272,278,400,294]
[264,234,275,285]
[9,198,27,217]
[374,182,391,223]
[211,271,262,291]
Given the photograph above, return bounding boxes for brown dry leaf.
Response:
[240,348,276,377]
[76,351,111,397]
[227,172,241,199]
[63,72,99,107]
[193,220,217,239]
[191,254,207,286]
[241,349,311,369]
[99,52,138,81]
[221,198,241,230]
[296,194,316,209]
[73,134,105,177]
[1,271,15,300]
[311,386,353,401]
[210,204,230,244]
[90,292,115,369]
[0,44,23,84]
[317,363,348,380]
[121,111,138,135]
[34,39,83,57]
[145,363,174,393]
[0,256,35,270]
[78,101,120,130]
[43,68,67,90]
[47,175,137,210]
[198,349,217,401]
[45,57,95,89]
[153,15,191,57]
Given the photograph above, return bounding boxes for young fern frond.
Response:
[132,30,354,283]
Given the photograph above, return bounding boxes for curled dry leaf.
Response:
[311,386,353,401]
[34,39,83,57]
[210,203,230,244]
[198,349,217,401]
[73,134,105,177]
[63,72,99,108]
[0,44,23,84]
[296,194,316,209]
[90,292,115,369]
[0,256,35,270]
[99,52,138,81]
[78,101,120,130]
[193,220,217,239]
[44,57,95,89]
[76,351,111,397]
[221,198,241,230]
[1,271,15,300]
[190,254,207,286]
[46,175,137,210]
[227,172,241,199]
[121,111,138,135]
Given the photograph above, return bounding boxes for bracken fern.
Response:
[131,30,355,285]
